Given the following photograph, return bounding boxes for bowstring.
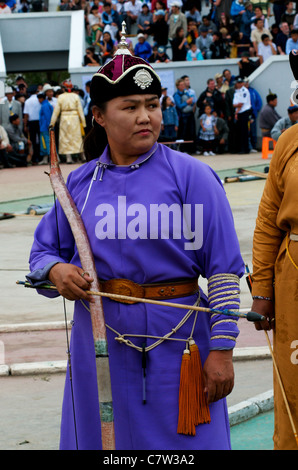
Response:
[53,192,79,450]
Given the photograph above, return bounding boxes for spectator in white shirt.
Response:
[125,0,143,33]
[232,77,252,154]
[257,33,277,64]
[23,90,41,164]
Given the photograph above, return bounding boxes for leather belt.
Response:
[98,278,199,304]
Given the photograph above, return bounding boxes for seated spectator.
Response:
[212,109,229,154]
[281,1,296,29]
[250,6,269,31]
[18,0,30,12]
[198,15,217,34]
[210,31,229,59]
[148,45,159,62]
[251,18,272,55]
[150,9,169,46]
[198,104,217,156]
[171,27,188,61]
[238,52,259,77]
[270,105,298,141]
[125,0,143,34]
[230,30,253,58]
[286,29,298,54]
[134,33,152,61]
[160,95,179,144]
[116,0,127,23]
[99,31,117,63]
[195,26,213,59]
[275,22,290,55]
[186,19,199,45]
[83,46,101,66]
[230,0,246,28]
[5,0,16,11]
[218,12,235,37]
[137,4,153,36]
[259,91,281,137]
[0,122,28,168]
[5,114,32,165]
[155,45,171,62]
[102,2,121,40]
[186,42,204,60]
[185,3,202,26]
[87,5,104,45]
[258,33,277,63]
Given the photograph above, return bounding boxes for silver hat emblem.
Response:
[133,69,153,89]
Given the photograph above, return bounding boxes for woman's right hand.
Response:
[49,263,95,303]
[252,298,275,331]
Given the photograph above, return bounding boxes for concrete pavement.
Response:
[0,150,275,450]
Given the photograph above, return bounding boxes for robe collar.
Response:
[97,142,159,168]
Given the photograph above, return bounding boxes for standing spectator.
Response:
[232,77,251,154]
[49,86,86,164]
[0,86,23,133]
[171,27,188,61]
[182,75,197,103]
[83,80,92,134]
[173,78,196,152]
[23,87,41,164]
[195,26,213,59]
[286,29,298,54]
[243,77,262,151]
[251,18,272,55]
[186,42,204,60]
[258,91,281,137]
[281,1,296,29]
[275,21,290,54]
[168,2,187,40]
[37,92,53,165]
[257,34,277,63]
[42,84,58,109]
[271,0,286,25]
[198,104,217,156]
[150,9,169,46]
[137,3,153,36]
[223,68,236,87]
[134,33,152,61]
[197,78,225,117]
[161,95,179,143]
[225,81,237,153]
[125,0,143,34]
[214,72,229,95]
[212,109,229,154]
[270,105,298,141]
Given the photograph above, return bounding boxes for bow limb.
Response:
[49,127,115,450]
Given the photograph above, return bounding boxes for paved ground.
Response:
[0,150,275,450]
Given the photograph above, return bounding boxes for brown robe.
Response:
[252,124,298,450]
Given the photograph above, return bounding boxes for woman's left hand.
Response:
[203,350,234,403]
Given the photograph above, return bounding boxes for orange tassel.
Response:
[189,340,211,425]
[177,348,196,436]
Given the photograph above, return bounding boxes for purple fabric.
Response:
[28,143,244,450]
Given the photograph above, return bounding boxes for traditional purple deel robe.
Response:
[27,143,244,450]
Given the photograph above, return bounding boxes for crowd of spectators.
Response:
[1,1,298,166]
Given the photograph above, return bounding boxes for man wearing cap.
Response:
[27,26,244,450]
[42,84,57,109]
[270,105,298,141]
[134,33,152,61]
[168,2,187,39]
[0,86,23,133]
[232,76,252,154]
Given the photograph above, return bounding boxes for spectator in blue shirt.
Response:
[134,33,152,61]
[161,95,179,145]
[286,29,298,54]
[38,93,53,165]
[230,0,246,28]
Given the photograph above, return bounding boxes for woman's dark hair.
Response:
[83,103,108,161]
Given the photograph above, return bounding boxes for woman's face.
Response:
[93,94,162,165]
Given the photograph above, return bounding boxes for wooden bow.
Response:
[49,127,115,450]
